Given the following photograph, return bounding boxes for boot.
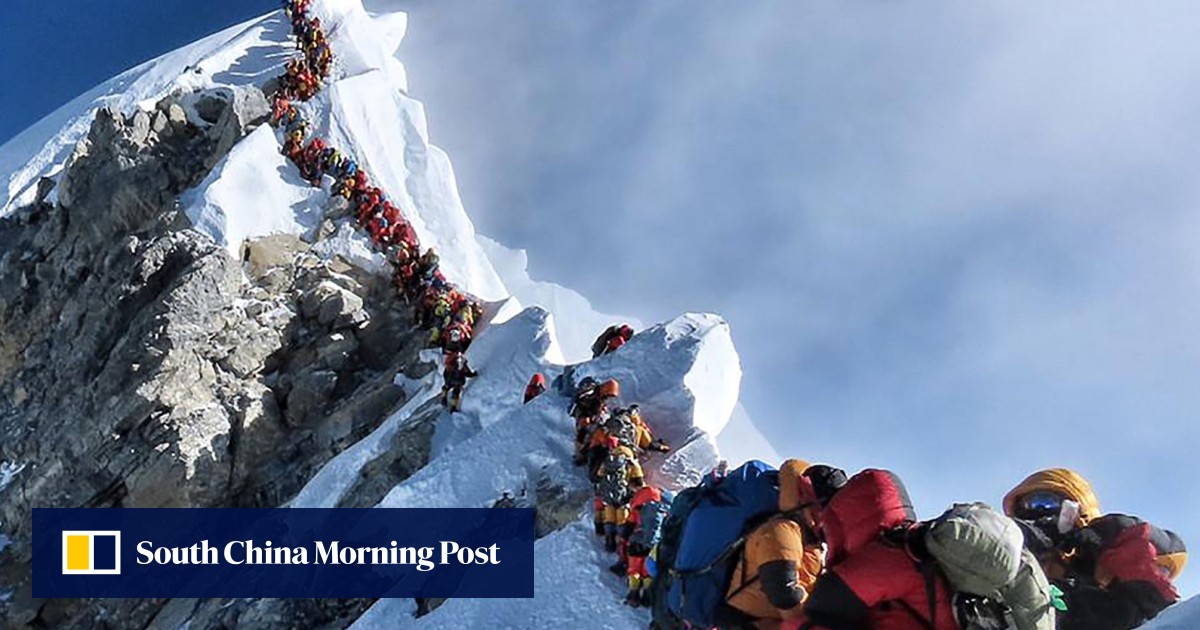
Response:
[639,587,653,608]
[624,589,641,607]
[604,531,617,553]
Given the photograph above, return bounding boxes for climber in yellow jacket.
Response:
[723,459,847,629]
[595,436,645,553]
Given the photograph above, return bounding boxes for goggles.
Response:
[1017,491,1065,519]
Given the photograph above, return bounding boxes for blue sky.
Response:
[3,0,1198,597]
[385,0,1200,596]
[0,0,274,144]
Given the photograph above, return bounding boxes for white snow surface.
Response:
[1145,596,1200,630]
[348,311,735,628]
[182,125,327,256]
[0,1,780,627]
[0,10,292,215]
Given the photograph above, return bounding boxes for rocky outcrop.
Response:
[0,89,432,628]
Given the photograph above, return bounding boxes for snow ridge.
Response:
[0,1,760,627]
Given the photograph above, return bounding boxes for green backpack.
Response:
[925,503,1055,630]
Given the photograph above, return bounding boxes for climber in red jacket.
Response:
[591,324,634,358]
[784,469,958,630]
[523,374,547,404]
[1003,469,1187,629]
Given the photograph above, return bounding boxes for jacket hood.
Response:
[1003,468,1101,525]
[778,459,812,512]
[822,469,916,562]
[629,486,663,511]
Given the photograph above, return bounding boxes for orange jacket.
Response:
[726,460,824,628]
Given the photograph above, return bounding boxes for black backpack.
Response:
[599,451,633,506]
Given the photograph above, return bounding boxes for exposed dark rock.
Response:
[0,87,429,629]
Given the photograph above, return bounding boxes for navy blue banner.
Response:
[34,508,534,598]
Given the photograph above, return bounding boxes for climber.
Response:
[627,404,670,454]
[282,128,305,161]
[584,407,640,482]
[441,320,472,354]
[395,221,419,253]
[367,208,392,245]
[451,303,476,332]
[271,97,292,125]
[713,461,848,627]
[784,469,958,630]
[418,249,441,283]
[299,137,326,185]
[440,351,477,413]
[595,435,644,554]
[591,324,635,359]
[623,485,673,607]
[571,379,620,465]
[523,374,547,404]
[1002,469,1186,629]
[415,285,440,328]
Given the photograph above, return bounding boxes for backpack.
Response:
[924,503,1055,630]
[659,461,781,629]
[630,492,674,550]
[599,451,633,506]
[603,411,637,448]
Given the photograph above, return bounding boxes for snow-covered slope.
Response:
[0,0,778,626]
[346,311,737,628]
[0,11,292,215]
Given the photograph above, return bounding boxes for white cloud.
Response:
[391,0,1200,596]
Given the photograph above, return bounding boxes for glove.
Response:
[649,439,671,453]
[1049,583,1070,612]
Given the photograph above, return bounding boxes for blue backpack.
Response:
[663,460,781,628]
[630,490,675,549]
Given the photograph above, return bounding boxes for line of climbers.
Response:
[277,0,331,101]
[272,0,482,412]
[589,452,1186,630]
[264,9,1188,628]
[555,355,675,608]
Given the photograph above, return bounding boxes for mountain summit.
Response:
[0,0,752,627]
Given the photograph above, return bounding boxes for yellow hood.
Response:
[778,459,812,512]
[1003,468,1102,525]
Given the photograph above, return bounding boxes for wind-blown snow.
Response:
[478,235,643,363]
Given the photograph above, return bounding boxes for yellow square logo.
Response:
[61,531,121,575]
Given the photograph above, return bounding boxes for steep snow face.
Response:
[182,125,328,256]
[0,10,290,215]
[1,2,766,625]
[313,69,507,300]
[357,519,648,629]
[348,310,737,628]
[1144,597,1200,630]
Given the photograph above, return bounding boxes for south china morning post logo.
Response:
[34,507,534,598]
[61,531,121,575]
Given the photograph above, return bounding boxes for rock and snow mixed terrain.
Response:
[0,0,768,627]
[6,1,1189,627]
